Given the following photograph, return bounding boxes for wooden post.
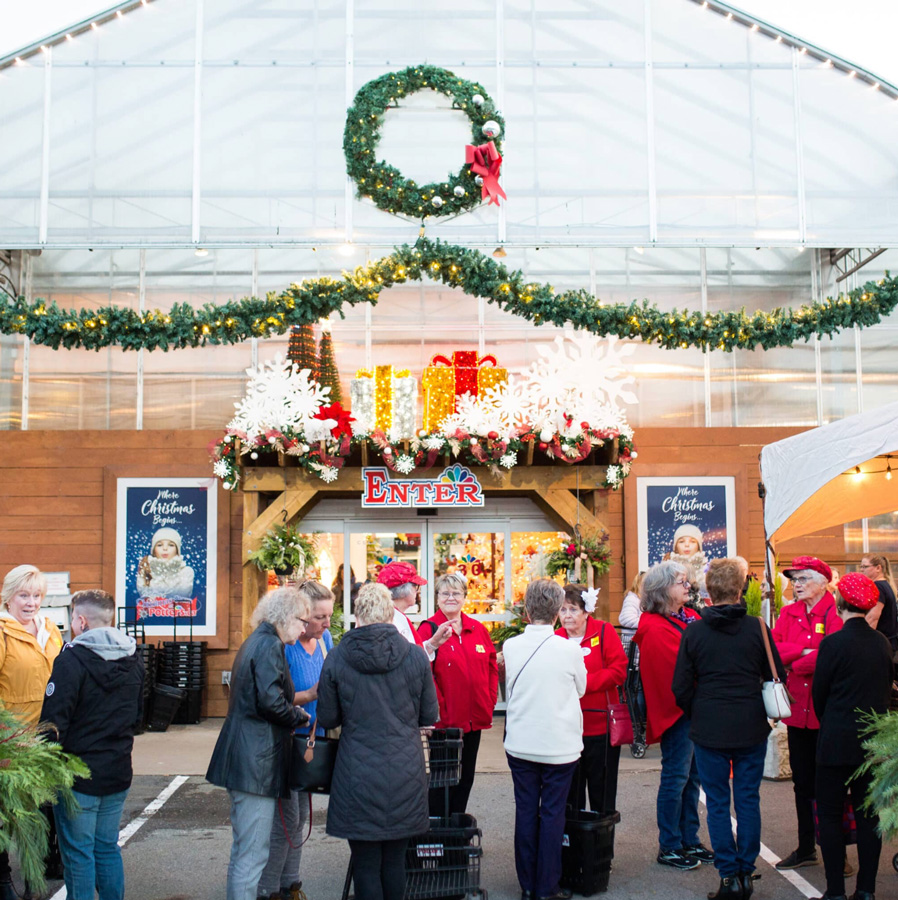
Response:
[241,491,266,639]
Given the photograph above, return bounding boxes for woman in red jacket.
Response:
[420,573,499,816]
[556,583,627,816]
[634,561,712,872]
[771,556,842,872]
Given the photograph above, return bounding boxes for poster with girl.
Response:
[636,476,737,596]
[115,477,217,635]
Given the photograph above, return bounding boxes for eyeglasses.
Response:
[858,564,875,570]
[674,579,690,587]
[438,592,465,600]
[790,576,813,586]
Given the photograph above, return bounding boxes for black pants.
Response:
[0,850,9,881]
[816,764,881,897]
[786,726,818,854]
[568,733,621,815]
[429,729,482,817]
[349,838,409,900]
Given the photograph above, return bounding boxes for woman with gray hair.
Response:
[317,582,439,900]
[206,588,312,900]
[419,573,498,816]
[633,561,711,872]
[503,579,587,900]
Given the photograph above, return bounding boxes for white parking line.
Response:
[49,775,189,900]
[699,789,819,898]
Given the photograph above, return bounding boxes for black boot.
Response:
[739,872,760,899]
[708,876,744,900]
[850,892,875,900]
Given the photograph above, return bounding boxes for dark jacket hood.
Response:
[339,623,413,674]
[68,628,141,694]
[701,603,747,633]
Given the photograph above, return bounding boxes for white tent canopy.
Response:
[760,401,898,547]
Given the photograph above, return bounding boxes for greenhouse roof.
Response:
[2,0,897,251]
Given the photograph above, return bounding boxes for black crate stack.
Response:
[156,641,206,724]
[133,642,156,734]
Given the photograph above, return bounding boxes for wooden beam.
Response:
[241,487,321,558]
[241,491,265,640]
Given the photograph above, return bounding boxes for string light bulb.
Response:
[887,461,893,481]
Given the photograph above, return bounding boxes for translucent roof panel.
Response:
[1,0,897,250]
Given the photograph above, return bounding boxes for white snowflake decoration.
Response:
[423,435,446,451]
[520,331,637,433]
[395,454,416,474]
[229,355,331,443]
[499,451,517,469]
[314,464,339,483]
[213,460,231,479]
[606,464,622,486]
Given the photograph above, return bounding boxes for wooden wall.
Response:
[0,426,847,717]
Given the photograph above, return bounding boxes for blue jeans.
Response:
[53,789,128,900]
[657,716,701,852]
[694,740,767,878]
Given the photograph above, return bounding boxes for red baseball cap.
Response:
[782,556,833,584]
[376,561,427,589]
[837,572,880,611]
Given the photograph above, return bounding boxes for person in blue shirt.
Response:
[258,581,335,900]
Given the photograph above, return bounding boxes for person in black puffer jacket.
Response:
[318,582,439,900]
[673,558,787,900]
[206,588,311,900]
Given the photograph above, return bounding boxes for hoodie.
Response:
[317,623,439,841]
[41,627,145,795]
[672,604,787,749]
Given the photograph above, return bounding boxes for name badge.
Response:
[590,636,601,647]
[582,647,591,657]
[815,623,825,634]
[475,644,486,653]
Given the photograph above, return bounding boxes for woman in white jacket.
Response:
[504,579,587,900]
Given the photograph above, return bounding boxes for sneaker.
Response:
[684,843,716,864]
[657,848,701,870]
[776,848,819,870]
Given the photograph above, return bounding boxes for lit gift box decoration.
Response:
[423,352,507,431]
[351,366,417,437]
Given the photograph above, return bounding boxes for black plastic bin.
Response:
[424,728,464,789]
[172,688,203,725]
[146,683,186,732]
[406,814,483,900]
[560,809,620,896]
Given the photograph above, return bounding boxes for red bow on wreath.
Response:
[465,141,506,206]
[315,403,355,440]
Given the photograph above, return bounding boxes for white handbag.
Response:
[759,617,792,721]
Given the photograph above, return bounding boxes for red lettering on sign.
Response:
[409,482,430,505]
[457,482,480,504]
[388,483,409,505]
[434,483,454,503]
[363,469,389,504]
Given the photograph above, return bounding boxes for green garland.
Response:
[343,65,505,219]
[1,239,896,352]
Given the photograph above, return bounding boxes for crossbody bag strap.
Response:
[758,617,781,683]
[507,635,553,703]
[317,637,327,659]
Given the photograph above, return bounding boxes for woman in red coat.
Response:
[633,561,711,872]
[419,573,498,816]
[556,583,627,816]
[771,556,842,872]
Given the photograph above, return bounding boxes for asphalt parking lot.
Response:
[10,724,898,900]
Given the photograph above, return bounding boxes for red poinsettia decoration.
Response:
[315,403,355,440]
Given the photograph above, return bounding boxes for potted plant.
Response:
[247,524,317,583]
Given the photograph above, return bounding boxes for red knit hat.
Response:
[836,572,880,611]
[782,556,833,584]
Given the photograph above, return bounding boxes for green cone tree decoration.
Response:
[287,324,318,378]
[317,329,343,405]
[0,705,90,891]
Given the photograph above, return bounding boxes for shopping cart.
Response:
[340,728,488,900]
[620,637,647,759]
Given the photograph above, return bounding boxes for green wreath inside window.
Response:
[343,65,506,220]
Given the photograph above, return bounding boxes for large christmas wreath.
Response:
[343,65,506,219]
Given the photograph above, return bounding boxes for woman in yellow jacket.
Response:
[0,564,64,899]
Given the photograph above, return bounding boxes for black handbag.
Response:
[289,717,339,794]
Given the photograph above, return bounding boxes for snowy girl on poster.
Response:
[136,527,195,600]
